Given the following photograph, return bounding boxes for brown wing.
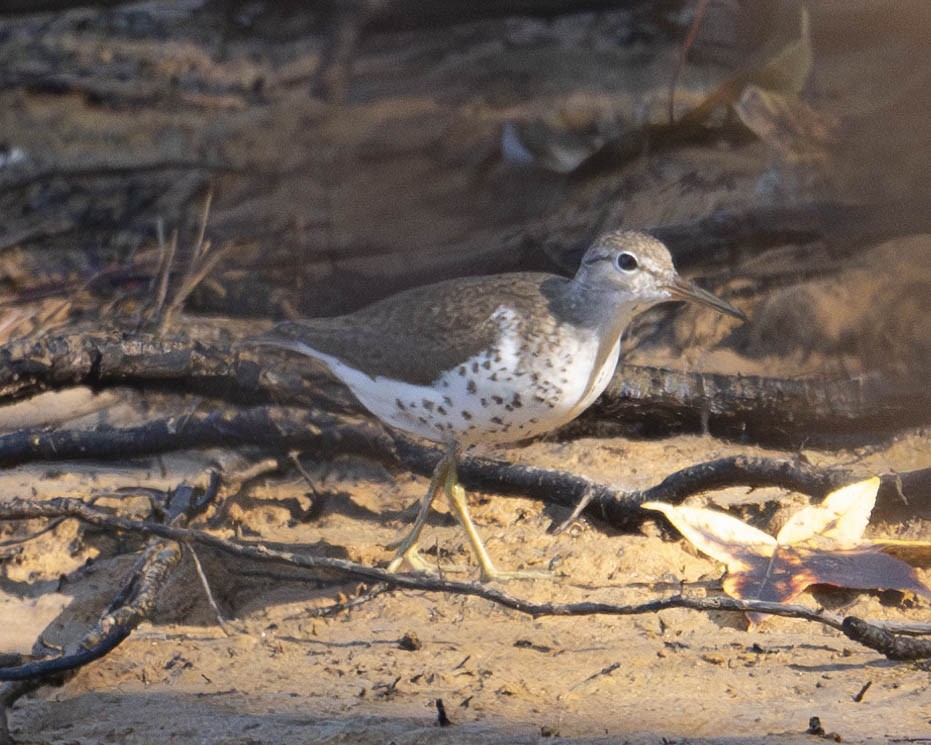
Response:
[267,273,561,385]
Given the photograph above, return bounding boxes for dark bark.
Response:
[0,329,927,449]
[592,364,931,447]
[0,404,389,469]
[0,541,179,682]
[0,404,926,525]
[841,617,931,661]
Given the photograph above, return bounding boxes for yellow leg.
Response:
[441,456,501,581]
[388,447,547,582]
[442,453,547,582]
[385,455,447,573]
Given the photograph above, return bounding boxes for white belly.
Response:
[307,317,621,446]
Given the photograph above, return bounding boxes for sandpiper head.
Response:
[575,230,746,321]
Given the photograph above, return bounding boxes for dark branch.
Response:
[1,497,928,660]
[841,617,931,661]
[0,540,182,682]
[593,364,931,447]
[0,409,925,526]
[0,404,390,470]
[0,328,928,448]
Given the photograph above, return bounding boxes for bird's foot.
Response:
[385,545,470,576]
[385,545,546,582]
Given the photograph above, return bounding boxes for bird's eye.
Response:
[615,252,638,272]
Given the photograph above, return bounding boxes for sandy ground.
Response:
[0,3,929,743]
[2,424,929,744]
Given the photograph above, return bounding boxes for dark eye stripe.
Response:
[582,251,614,266]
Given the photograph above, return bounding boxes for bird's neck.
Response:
[543,276,645,342]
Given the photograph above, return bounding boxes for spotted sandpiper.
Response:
[259,230,745,580]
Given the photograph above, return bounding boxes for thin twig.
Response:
[297,583,393,619]
[192,189,213,263]
[188,545,232,635]
[1,497,928,660]
[153,226,177,322]
[550,486,594,535]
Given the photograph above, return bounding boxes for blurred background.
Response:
[0,0,929,383]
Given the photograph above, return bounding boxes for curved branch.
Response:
[1,497,927,660]
[0,540,181,682]
[0,628,132,682]
[0,410,925,526]
[0,328,928,448]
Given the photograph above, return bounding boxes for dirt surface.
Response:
[1,423,929,744]
[0,2,930,744]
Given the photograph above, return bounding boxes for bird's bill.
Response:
[666,277,747,321]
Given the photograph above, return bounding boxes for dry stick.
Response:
[0,476,215,727]
[1,327,929,447]
[0,497,928,661]
[187,545,232,635]
[296,584,394,620]
[0,538,182,744]
[152,225,177,321]
[0,406,863,528]
[0,517,65,550]
[455,451,844,523]
[0,406,391,470]
[0,539,180,682]
[840,618,931,661]
[595,364,931,446]
[550,485,595,534]
[160,189,233,330]
[0,408,925,527]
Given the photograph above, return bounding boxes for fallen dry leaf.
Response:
[643,477,931,622]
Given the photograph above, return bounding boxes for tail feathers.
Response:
[245,327,331,366]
